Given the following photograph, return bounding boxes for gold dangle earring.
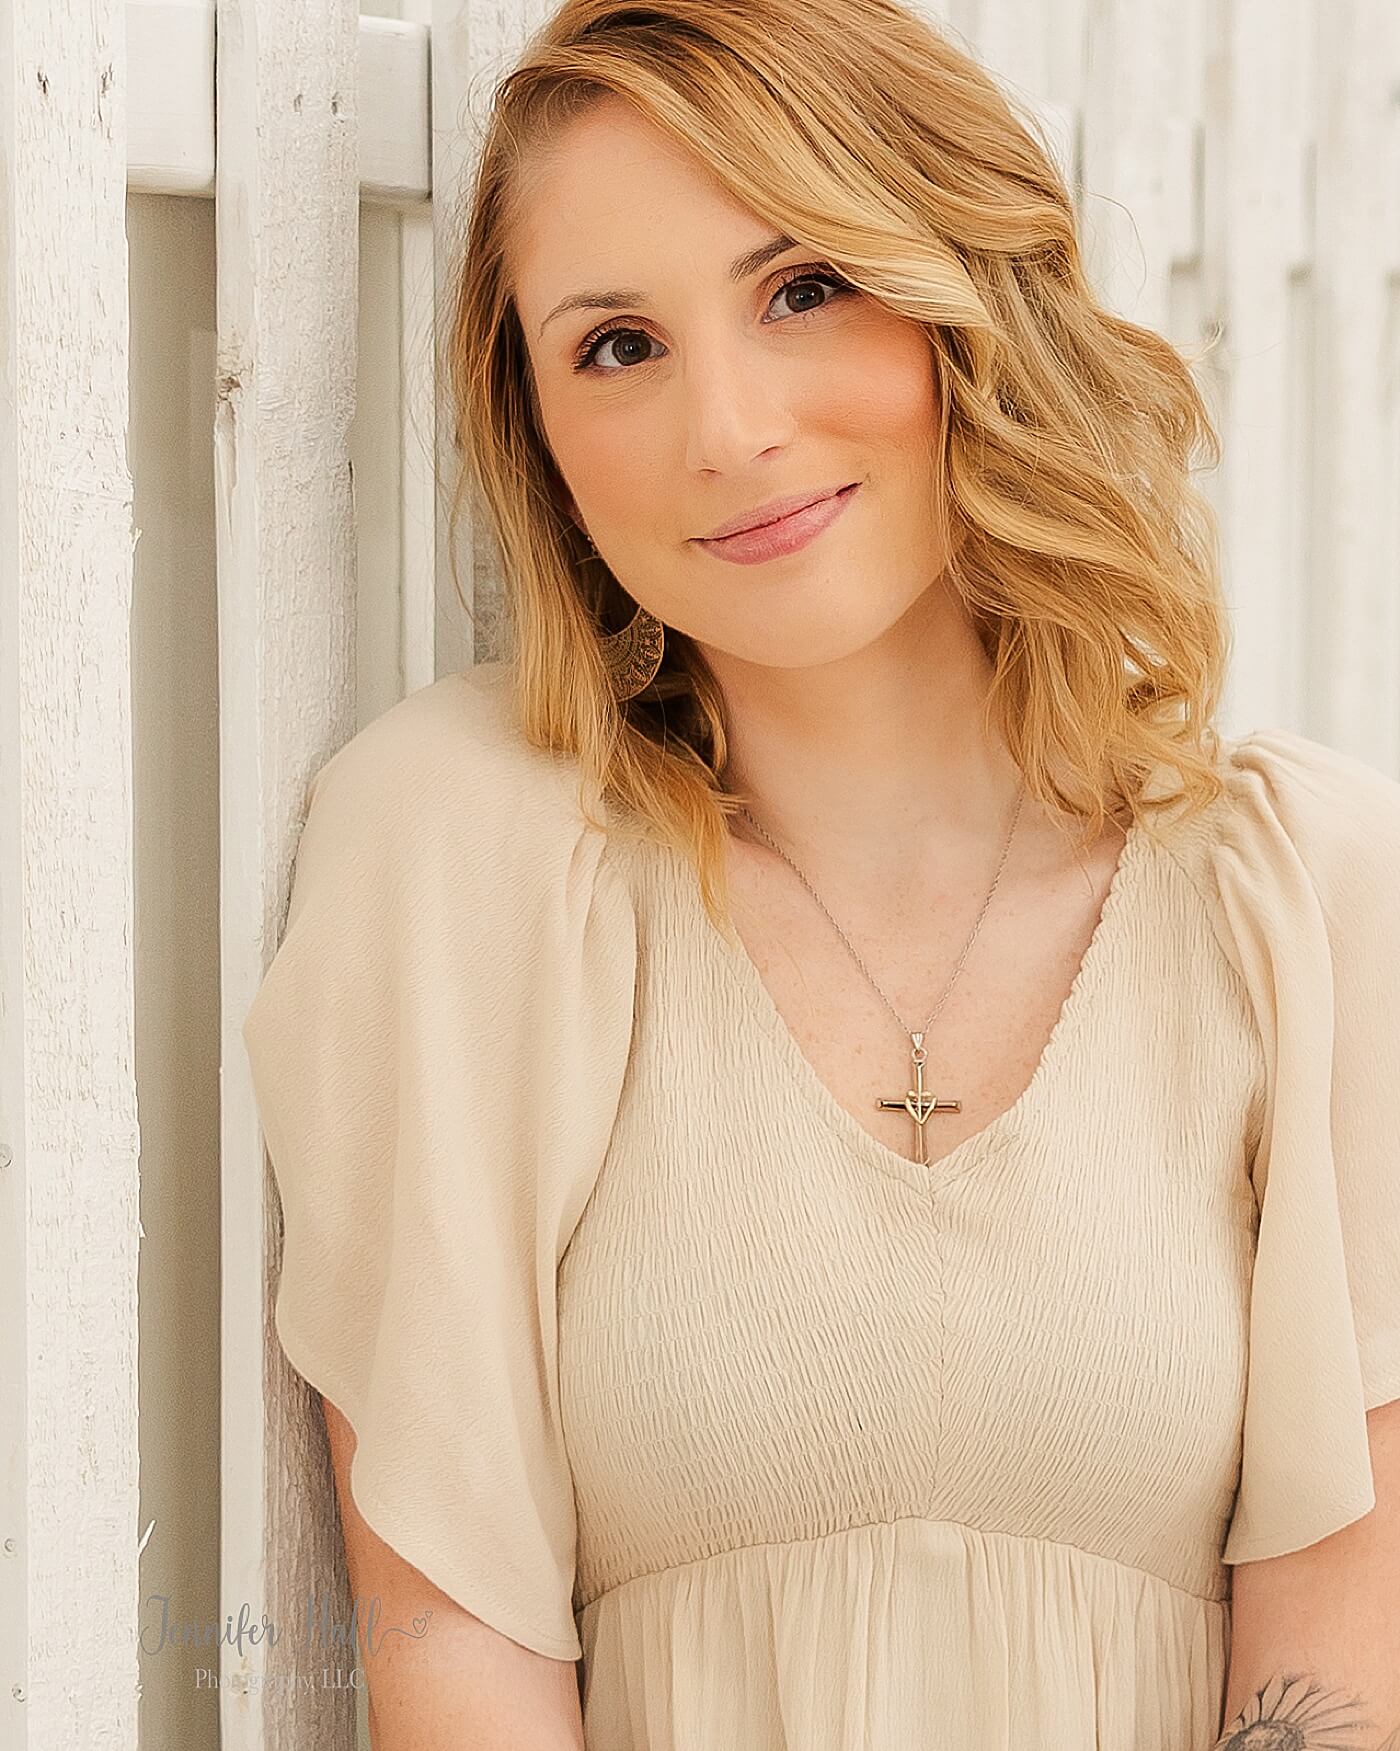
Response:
[583,532,665,703]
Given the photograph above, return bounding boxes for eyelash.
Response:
[570,264,857,374]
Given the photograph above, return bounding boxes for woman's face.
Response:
[508,95,956,670]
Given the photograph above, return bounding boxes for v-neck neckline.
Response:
[664,815,1150,1194]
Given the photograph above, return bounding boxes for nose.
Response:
[681,331,798,477]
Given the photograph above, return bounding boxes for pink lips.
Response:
[695,482,861,566]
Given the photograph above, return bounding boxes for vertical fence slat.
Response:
[215,0,360,1746]
[1309,0,1400,760]
[0,2,24,1738]
[1213,0,1315,726]
[0,0,139,1746]
[399,0,443,694]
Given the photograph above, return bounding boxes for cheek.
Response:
[819,324,939,454]
[574,449,670,552]
[536,383,667,528]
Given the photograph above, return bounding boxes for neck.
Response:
[704,580,1034,882]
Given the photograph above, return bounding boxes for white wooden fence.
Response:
[1,0,1397,1747]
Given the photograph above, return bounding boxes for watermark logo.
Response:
[140,1591,434,1693]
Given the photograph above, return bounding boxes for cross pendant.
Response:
[877,1032,961,1166]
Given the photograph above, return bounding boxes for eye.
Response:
[572,325,660,374]
[766,265,856,321]
[570,264,857,375]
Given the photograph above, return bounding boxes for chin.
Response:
[715,618,906,673]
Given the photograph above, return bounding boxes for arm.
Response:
[1215,1397,1400,1748]
[321,1396,587,1751]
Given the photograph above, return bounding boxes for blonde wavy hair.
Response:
[446,0,1232,934]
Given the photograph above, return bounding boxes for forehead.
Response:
[506,97,773,325]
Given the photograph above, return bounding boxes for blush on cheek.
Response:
[811,324,939,458]
[865,356,939,440]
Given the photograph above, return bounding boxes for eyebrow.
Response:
[536,232,800,341]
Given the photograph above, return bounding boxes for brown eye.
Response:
[571,264,856,375]
[573,327,661,373]
[769,270,853,318]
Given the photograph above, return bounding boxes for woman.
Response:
[242,1,1400,1746]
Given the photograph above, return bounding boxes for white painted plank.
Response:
[0,1,25,1739]
[127,0,215,194]
[1211,0,1315,728]
[429,0,479,674]
[0,0,139,1747]
[1307,0,1400,758]
[127,1,430,206]
[399,0,441,693]
[358,14,431,207]
[398,197,441,692]
[214,2,360,1749]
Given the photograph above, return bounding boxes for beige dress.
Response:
[242,660,1400,1751]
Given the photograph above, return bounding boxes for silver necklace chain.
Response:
[735,782,1027,1042]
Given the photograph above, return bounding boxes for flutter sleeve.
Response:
[1207,727,1400,1566]
[240,667,637,1660]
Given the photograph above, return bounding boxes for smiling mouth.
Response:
[731,493,832,536]
[694,481,862,564]
[701,482,859,542]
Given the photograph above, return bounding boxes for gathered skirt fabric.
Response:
[578,1519,1228,1750]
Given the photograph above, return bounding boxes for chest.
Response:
[557,834,1266,1610]
[721,822,1135,1168]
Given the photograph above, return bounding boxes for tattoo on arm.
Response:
[1213,1674,1400,1749]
